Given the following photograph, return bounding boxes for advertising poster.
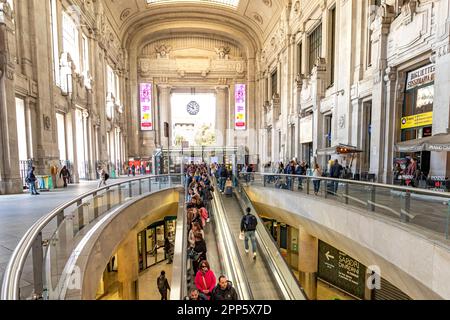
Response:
[235,84,246,130]
[140,83,153,131]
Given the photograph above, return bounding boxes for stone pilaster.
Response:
[158,85,172,149]
[0,0,22,194]
[298,225,318,300]
[369,4,395,182]
[430,0,450,177]
[215,85,228,146]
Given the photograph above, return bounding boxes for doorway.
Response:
[138,217,177,272]
[171,92,216,147]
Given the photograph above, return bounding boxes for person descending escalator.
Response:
[191,232,207,274]
[189,288,207,300]
[194,260,216,300]
[240,207,258,259]
[211,275,238,301]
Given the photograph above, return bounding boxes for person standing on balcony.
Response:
[97,168,108,188]
[59,166,71,188]
[330,160,343,194]
[312,163,322,195]
[26,166,39,195]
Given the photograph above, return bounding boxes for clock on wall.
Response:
[187,101,200,115]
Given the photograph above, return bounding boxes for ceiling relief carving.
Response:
[215,46,231,60]
[139,36,246,79]
[155,44,172,59]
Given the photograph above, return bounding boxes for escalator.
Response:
[219,194,284,299]
[171,176,306,300]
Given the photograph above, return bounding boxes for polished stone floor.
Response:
[0,177,133,290]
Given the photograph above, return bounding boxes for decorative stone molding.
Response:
[262,0,272,8]
[155,44,172,59]
[215,46,230,60]
[252,12,264,25]
[400,0,417,26]
[139,56,246,78]
[384,66,397,83]
[293,1,300,15]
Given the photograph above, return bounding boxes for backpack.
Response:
[104,173,110,181]
[157,276,166,290]
[244,214,257,231]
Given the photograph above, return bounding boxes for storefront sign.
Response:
[401,112,433,129]
[406,64,435,91]
[140,83,153,131]
[318,240,366,299]
[235,84,246,130]
[300,115,313,144]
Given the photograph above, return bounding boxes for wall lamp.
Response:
[330,89,345,96]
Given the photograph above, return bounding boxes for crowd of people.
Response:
[183,163,238,301]
[262,159,347,195]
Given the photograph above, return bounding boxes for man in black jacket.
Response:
[240,207,258,259]
[211,276,238,301]
[26,167,39,195]
[329,160,343,194]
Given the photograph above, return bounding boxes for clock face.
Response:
[187,101,200,115]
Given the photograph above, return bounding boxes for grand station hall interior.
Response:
[0,0,450,302]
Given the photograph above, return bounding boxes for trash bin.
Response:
[48,176,53,189]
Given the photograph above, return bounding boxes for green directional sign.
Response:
[318,240,367,299]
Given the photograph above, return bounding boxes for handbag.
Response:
[239,231,245,240]
[187,248,201,260]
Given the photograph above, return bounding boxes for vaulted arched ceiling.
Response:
[103,0,289,50]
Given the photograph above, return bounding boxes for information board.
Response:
[318,240,366,299]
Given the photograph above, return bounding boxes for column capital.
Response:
[158,84,172,92]
[215,85,228,93]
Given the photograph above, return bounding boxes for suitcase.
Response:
[224,186,233,197]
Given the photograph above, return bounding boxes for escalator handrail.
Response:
[170,188,188,300]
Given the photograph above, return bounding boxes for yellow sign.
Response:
[401,112,433,129]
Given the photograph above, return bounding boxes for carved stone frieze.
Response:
[139,57,246,77]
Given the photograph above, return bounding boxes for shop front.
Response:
[394,64,450,190]
[137,216,177,272]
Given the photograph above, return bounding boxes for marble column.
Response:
[117,232,139,300]
[0,2,21,194]
[430,1,450,178]
[215,86,228,146]
[298,225,319,300]
[158,85,172,149]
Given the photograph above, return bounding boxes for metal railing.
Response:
[1,174,183,300]
[239,173,450,240]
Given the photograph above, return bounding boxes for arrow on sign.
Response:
[325,251,335,261]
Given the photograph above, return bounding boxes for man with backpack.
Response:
[240,207,258,259]
[157,270,171,300]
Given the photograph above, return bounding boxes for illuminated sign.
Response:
[235,84,246,130]
[140,83,153,131]
[401,112,433,130]
[406,64,435,91]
